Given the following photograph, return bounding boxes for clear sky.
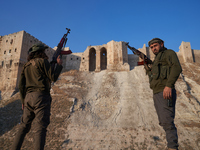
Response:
[1,0,200,54]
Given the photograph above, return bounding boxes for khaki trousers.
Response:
[11,92,51,150]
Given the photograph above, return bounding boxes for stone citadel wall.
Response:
[0,31,55,98]
[63,41,200,71]
[0,31,199,99]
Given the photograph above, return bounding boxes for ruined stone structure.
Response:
[0,31,199,98]
[0,31,55,96]
[136,42,200,64]
[63,40,200,72]
[80,40,130,72]
[177,41,200,63]
[63,41,130,72]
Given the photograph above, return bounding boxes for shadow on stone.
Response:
[0,99,22,136]
[153,136,160,141]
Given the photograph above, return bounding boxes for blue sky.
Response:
[1,0,199,53]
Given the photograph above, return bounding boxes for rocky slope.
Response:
[0,62,200,150]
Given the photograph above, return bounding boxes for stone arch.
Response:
[89,48,96,71]
[100,47,107,70]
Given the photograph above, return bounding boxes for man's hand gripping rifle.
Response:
[51,28,72,71]
[126,42,152,71]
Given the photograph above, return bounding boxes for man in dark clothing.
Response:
[11,43,63,150]
[146,38,182,150]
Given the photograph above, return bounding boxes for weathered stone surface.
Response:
[62,66,200,150]
[0,31,55,98]
[0,62,200,149]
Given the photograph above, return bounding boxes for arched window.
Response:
[100,47,107,70]
[89,48,96,71]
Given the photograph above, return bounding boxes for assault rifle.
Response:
[51,28,72,70]
[126,42,152,70]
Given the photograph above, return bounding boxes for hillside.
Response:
[0,62,200,150]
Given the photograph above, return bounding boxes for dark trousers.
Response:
[11,92,51,150]
[153,89,178,149]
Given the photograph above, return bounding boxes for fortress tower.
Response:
[0,31,55,97]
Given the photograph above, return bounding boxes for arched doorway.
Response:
[89,48,96,71]
[100,47,107,70]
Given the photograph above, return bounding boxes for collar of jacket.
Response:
[156,47,167,56]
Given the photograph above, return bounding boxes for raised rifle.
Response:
[51,28,72,70]
[126,42,152,70]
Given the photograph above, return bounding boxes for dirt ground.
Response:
[0,63,200,150]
